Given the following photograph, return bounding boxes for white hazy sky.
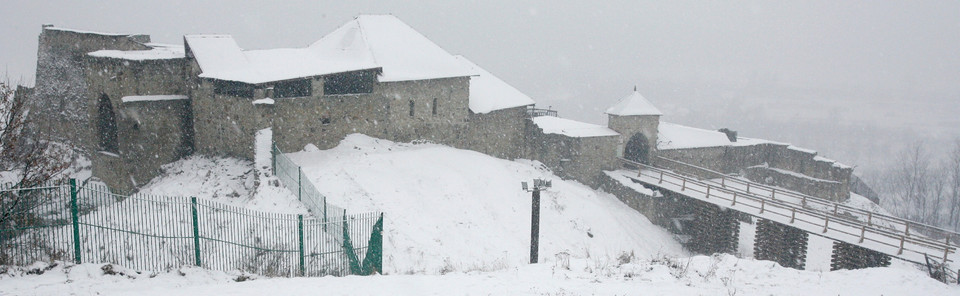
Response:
[1,0,958,127]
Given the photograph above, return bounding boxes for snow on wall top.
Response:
[454,56,535,114]
[532,116,620,138]
[657,122,731,150]
[121,95,188,103]
[309,15,477,82]
[88,46,185,61]
[605,90,662,116]
[660,124,854,169]
[44,26,132,36]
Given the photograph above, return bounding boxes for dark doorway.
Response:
[624,133,651,164]
[97,94,119,153]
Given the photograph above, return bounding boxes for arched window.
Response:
[624,133,651,164]
[97,94,119,153]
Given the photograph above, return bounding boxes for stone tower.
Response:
[605,87,662,163]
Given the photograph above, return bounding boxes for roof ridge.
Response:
[354,16,380,68]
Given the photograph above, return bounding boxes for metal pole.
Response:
[297,167,302,201]
[69,179,81,264]
[530,189,540,264]
[298,214,305,276]
[191,197,202,267]
[323,196,328,232]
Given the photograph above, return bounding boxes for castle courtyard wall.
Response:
[654,143,852,202]
[524,121,619,188]
[83,56,189,192]
[379,77,471,146]
[463,106,528,160]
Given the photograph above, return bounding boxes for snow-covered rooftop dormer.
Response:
[605,87,663,116]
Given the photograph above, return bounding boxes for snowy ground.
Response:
[1,255,956,296]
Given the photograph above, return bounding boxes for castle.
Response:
[25,15,856,203]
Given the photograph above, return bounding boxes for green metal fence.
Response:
[272,143,345,237]
[0,180,382,277]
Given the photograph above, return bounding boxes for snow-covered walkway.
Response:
[609,164,957,267]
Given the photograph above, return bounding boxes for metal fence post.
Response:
[323,196,328,232]
[297,167,302,201]
[298,214,305,276]
[69,179,81,264]
[271,144,276,176]
[191,197,202,267]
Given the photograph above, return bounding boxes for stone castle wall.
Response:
[82,53,189,192]
[607,114,659,157]
[29,26,151,146]
[463,107,528,160]
[655,143,853,202]
[524,122,619,188]
[31,25,858,203]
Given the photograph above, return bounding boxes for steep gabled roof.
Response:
[454,56,535,114]
[310,15,477,82]
[184,35,248,77]
[605,89,663,116]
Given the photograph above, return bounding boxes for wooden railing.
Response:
[619,157,957,266]
[526,107,558,117]
[652,156,960,245]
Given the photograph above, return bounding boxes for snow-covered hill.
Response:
[135,155,307,214]
[285,134,685,273]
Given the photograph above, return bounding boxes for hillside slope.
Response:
[286,134,686,274]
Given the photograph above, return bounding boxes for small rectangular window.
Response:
[324,71,375,95]
[432,98,438,115]
[214,80,254,98]
[274,79,311,98]
[409,100,415,117]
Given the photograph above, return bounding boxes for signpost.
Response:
[521,179,552,264]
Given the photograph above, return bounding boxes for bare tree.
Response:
[949,140,960,231]
[0,81,70,233]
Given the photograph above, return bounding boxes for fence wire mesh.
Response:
[271,143,346,243]
[0,180,382,277]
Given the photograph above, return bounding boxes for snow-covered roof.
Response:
[184,35,246,74]
[657,122,732,150]
[605,89,662,116]
[532,116,620,138]
[121,95,188,103]
[184,34,380,84]
[454,56,535,114]
[309,15,477,82]
[182,15,476,85]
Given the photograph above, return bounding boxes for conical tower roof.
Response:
[605,87,662,116]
